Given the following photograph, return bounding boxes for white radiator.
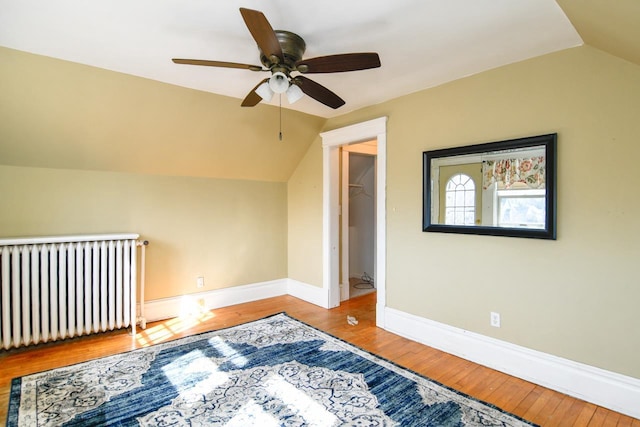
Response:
[0,234,147,350]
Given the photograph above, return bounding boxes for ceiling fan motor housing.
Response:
[259,30,306,72]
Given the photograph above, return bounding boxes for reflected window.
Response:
[497,189,545,228]
[445,174,475,225]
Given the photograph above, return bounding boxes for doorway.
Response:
[341,143,377,300]
[320,117,387,327]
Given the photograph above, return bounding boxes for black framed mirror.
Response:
[423,133,557,239]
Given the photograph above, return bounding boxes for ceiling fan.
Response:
[172,7,381,110]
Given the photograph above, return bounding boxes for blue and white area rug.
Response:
[7,313,537,426]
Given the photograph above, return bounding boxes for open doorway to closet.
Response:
[320,116,386,327]
[341,141,377,301]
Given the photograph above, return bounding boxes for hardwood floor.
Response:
[1,293,638,426]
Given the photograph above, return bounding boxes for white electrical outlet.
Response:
[490,311,501,328]
[197,277,205,288]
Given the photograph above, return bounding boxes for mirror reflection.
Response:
[423,134,556,239]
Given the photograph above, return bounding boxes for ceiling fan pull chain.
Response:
[279,94,283,141]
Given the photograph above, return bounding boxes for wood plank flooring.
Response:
[1,293,638,426]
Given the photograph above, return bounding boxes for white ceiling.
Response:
[0,0,582,118]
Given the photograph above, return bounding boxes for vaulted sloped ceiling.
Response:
[0,47,325,182]
[557,0,640,67]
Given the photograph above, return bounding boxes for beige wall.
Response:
[287,136,324,287]
[289,45,640,379]
[0,47,325,301]
[0,165,288,301]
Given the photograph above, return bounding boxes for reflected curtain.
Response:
[482,157,545,190]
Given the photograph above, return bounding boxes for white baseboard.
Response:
[384,307,640,420]
[141,278,329,323]
[142,279,288,322]
[286,278,329,308]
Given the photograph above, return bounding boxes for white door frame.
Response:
[340,150,350,301]
[320,117,387,327]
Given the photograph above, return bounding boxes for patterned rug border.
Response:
[6,312,291,423]
[7,311,538,426]
[280,313,538,427]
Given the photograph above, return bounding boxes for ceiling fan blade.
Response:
[172,58,264,71]
[292,76,345,109]
[296,53,381,74]
[239,8,283,63]
[241,78,269,107]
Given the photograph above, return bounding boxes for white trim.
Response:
[142,279,288,322]
[287,278,329,308]
[142,278,330,323]
[375,128,387,328]
[384,307,640,420]
[322,145,341,308]
[340,150,350,302]
[320,117,388,326]
[320,117,388,147]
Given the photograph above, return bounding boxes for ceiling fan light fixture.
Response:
[173,9,380,110]
[255,81,274,102]
[286,83,304,104]
[269,71,289,94]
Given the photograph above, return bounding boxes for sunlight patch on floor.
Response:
[157,347,336,425]
[264,373,338,426]
[135,298,215,346]
[208,336,248,367]
[162,349,229,399]
[225,400,281,427]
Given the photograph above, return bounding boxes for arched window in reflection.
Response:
[445,174,475,225]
